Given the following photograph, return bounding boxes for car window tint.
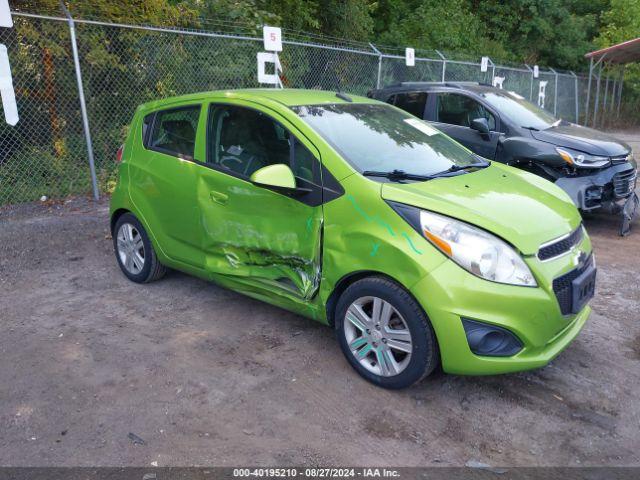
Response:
[436,93,496,130]
[149,106,200,158]
[208,105,317,181]
[393,92,427,118]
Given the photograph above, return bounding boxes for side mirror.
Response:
[250,164,296,191]
[471,117,490,135]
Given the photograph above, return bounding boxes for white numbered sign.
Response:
[263,26,282,52]
[405,48,415,67]
[533,65,539,78]
[480,56,489,73]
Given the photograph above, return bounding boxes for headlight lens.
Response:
[556,147,610,168]
[419,210,537,286]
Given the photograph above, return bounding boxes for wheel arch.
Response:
[325,270,408,328]
[110,208,131,234]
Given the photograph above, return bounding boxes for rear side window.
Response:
[391,92,427,118]
[148,106,201,159]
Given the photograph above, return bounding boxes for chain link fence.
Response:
[0,11,592,206]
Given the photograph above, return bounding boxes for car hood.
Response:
[530,123,631,156]
[381,163,580,255]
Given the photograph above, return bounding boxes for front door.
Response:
[195,102,324,302]
[429,92,501,159]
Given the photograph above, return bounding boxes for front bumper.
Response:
[410,246,592,375]
[555,162,637,211]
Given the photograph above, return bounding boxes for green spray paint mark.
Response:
[372,215,396,237]
[348,194,427,256]
[347,194,395,236]
[370,242,380,257]
[347,194,373,221]
[402,232,423,255]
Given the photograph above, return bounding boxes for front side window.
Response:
[293,103,477,176]
[435,93,496,130]
[207,105,317,181]
[149,106,201,159]
[392,92,428,118]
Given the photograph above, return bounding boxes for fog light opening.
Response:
[462,318,523,357]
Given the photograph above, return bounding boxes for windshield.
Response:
[292,103,477,176]
[480,90,558,130]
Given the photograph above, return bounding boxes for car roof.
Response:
[138,88,378,111]
[373,82,499,95]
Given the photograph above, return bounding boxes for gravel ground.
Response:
[0,188,639,467]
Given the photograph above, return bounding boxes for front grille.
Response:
[612,169,637,198]
[552,254,593,315]
[538,225,583,261]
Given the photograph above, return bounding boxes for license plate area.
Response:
[571,266,597,314]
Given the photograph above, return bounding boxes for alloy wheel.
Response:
[116,222,145,275]
[343,296,413,377]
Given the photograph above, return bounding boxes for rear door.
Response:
[194,102,324,302]
[128,104,205,268]
[428,92,501,159]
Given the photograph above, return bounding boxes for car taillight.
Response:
[116,145,124,163]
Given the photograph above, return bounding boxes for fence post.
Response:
[585,57,593,126]
[489,57,495,84]
[617,66,625,118]
[435,50,446,82]
[525,64,534,101]
[603,71,610,124]
[370,43,382,89]
[549,68,558,117]
[61,3,99,200]
[593,61,603,127]
[570,71,578,124]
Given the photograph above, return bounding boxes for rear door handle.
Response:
[210,190,228,205]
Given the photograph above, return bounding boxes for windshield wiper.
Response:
[362,169,435,181]
[441,160,489,173]
[521,125,540,131]
[363,162,489,182]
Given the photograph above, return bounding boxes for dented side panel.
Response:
[318,172,448,320]
[195,164,323,304]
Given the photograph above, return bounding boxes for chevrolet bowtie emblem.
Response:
[574,251,587,267]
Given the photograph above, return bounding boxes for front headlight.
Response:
[388,202,537,287]
[556,147,610,168]
[419,210,537,286]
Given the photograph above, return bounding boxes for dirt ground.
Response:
[1,161,639,466]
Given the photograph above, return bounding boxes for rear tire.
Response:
[112,213,166,284]
[335,276,439,389]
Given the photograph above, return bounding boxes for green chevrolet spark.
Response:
[110,89,596,389]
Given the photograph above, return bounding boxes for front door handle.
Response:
[210,190,228,205]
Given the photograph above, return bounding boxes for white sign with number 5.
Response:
[263,26,282,52]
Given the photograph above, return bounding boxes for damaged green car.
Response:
[110,89,595,389]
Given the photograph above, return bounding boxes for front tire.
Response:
[335,276,439,389]
[113,213,166,283]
